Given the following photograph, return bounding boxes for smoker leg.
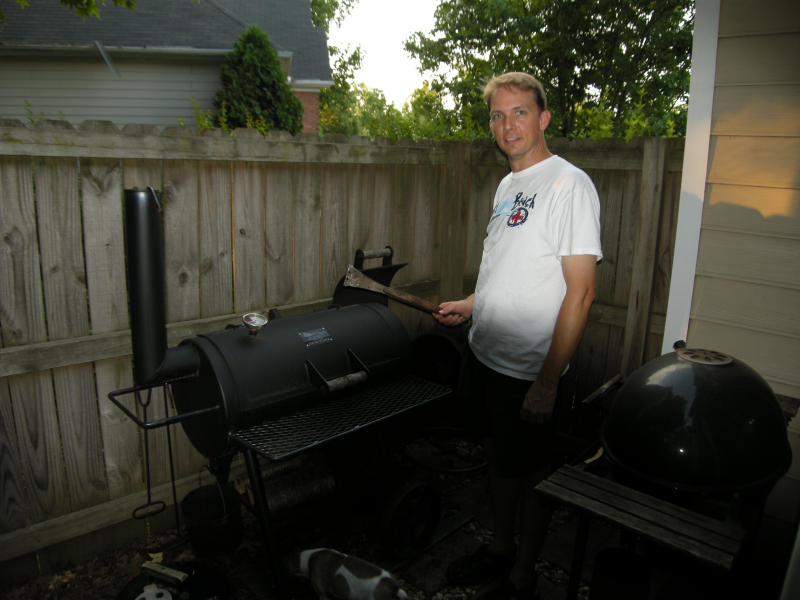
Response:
[244,449,288,599]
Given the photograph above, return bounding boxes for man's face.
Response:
[488,85,551,171]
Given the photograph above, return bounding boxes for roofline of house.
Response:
[0,43,292,60]
[0,43,332,89]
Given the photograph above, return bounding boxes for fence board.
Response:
[265,164,295,307]
[163,160,200,323]
[1,157,43,348]
[1,156,65,526]
[652,171,682,318]
[0,380,28,533]
[390,164,415,284]
[591,169,624,306]
[84,158,127,331]
[233,161,267,313]
[439,143,470,301]
[346,164,374,261]
[164,159,206,477]
[320,164,350,296]
[293,164,323,302]
[37,157,107,512]
[9,372,64,522]
[412,164,437,283]
[621,139,669,375]
[613,171,641,307]
[371,165,393,257]
[199,161,233,317]
[36,157,87,339]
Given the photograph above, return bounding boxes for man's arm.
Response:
[521,254,597,424]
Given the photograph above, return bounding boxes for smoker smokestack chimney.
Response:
[123,188,198,385]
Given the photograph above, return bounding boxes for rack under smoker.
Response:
[109,370,449,598]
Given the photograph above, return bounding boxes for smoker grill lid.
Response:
[601,345,792,494]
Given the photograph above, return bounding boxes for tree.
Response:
[320,48,484,142]
[213,26,303,135]
[405,0,694,138]
[310,0,355,33]
[319,45,364,136]
[2,0,136,23]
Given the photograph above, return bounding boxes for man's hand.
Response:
[433,295,474,327]
[520,377,558,424]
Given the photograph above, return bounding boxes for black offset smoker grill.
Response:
[109,188,451,589]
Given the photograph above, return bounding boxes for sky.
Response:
[326,0,440,108]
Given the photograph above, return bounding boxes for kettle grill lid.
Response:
[601,345,792,494]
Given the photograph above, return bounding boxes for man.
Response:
[435,72,602,599]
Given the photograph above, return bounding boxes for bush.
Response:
[213,26,303,135]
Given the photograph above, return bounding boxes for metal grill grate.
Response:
[229,374,450,461]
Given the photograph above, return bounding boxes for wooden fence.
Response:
[0,119,683,572]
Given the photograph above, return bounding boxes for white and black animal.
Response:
[290,547,408,600]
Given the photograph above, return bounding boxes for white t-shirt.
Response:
[469,155,603,380]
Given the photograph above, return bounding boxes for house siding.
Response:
[0,56,223,129]
[688,0,800,522]
[0,55,321,133]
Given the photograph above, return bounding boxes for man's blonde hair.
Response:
[483,72,547,112]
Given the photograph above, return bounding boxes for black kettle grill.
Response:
[602,342,792,498]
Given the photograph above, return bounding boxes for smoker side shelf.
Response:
[229,374,451,461]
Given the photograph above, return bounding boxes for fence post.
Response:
[620,138,670,376]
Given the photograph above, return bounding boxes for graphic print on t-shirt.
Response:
[493,191,537,228]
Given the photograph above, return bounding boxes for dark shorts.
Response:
[457,348,559,478]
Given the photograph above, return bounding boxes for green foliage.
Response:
[319,45,364,136]
[572,101,615,140]
[2,0,137,23]
[213,26,303,135]
[310,0,355,33]
[320,48,484,141]
[52,0,136,20]
[24,100,45,125]
[405,0,694,139]
[188,97,231,133]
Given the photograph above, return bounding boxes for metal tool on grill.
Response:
[343,264,440,314]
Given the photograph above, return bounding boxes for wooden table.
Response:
[535,464,748,600]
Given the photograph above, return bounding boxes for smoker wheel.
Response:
[230,374,450,461]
